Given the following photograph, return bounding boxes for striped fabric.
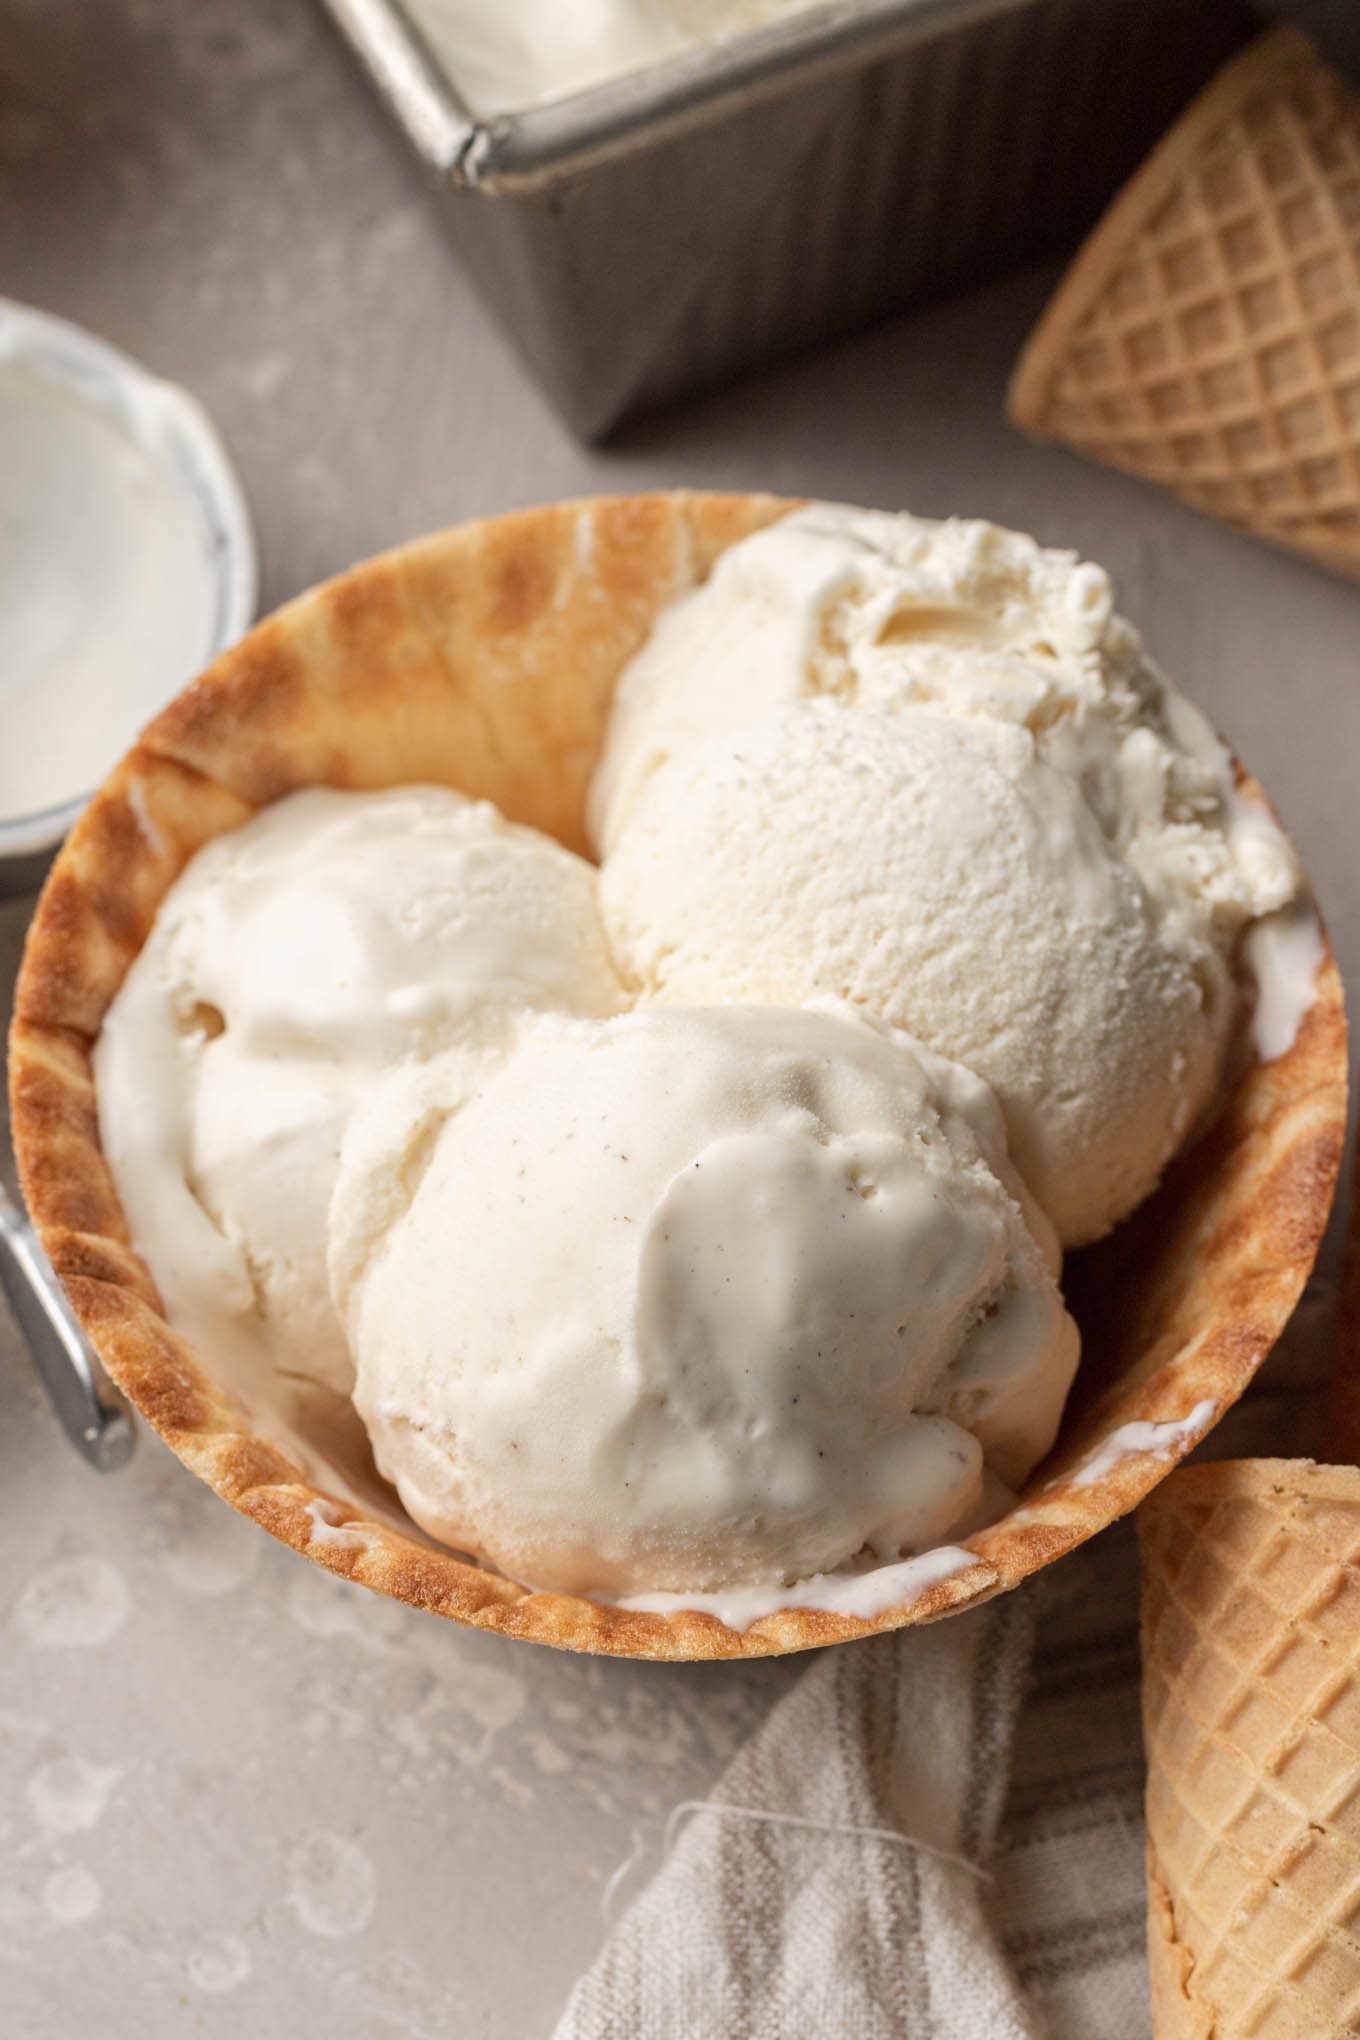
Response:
[995,1281,1333,2040]
[555,1281,1335,2039]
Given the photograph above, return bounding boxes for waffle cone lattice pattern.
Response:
[1141,1462,1360,2038]
[1010,32,1360,578]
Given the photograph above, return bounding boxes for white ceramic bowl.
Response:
[0,299,256,888]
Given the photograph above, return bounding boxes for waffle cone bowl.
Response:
[6,492,1348,1660]
[1009,29,1360,579]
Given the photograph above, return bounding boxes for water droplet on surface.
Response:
[43,1867,101,1924]
[284,1831,377,1938]
[13,1558,130,1647]
[188,1934,253,1992]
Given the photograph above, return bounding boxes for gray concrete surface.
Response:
[2,2,1357,2034]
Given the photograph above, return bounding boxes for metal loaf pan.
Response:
[320,0,1255,439]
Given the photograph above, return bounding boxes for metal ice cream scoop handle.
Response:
[0,1180,135,1470]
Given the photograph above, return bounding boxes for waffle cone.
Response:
[1141,1459,1360,2036]
[7,494,1348,1660]
[1009,30,1360,579]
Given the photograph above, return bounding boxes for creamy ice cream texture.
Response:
[333,1003,1078,1596]
[95,785,625,1403]
[404,0,820,116]
[593,503,1301,1244]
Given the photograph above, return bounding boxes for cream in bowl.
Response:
[8,493,1346,1659]
[0,299,254,872]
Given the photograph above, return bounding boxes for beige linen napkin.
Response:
[554,1587,1040,2040]
[554,1276,1335,2040]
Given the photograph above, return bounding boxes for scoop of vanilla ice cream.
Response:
[592,506,1296,907]
[601,700,1251,1247]
[332,1003,1079,1597]
[592,504,1302,1242]
[95,785,625,1400]
[593,502,1150,849]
